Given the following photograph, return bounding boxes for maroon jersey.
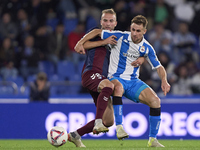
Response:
[82,36,110,78]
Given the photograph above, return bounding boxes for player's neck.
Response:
[132,38,143,44]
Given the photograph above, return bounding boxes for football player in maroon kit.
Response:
[68,9,143,147]
[68,9,118,147]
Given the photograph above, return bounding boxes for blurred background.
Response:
[0,0,200,100]
[0,0,200,140]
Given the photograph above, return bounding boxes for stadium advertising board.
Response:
[0,102,199,139]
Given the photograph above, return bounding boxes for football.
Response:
[47,126,68,147]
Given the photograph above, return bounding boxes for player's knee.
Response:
[99,80,114,91]
[105,81,114,90]
[114,84,123,95]
[149,96,161,108]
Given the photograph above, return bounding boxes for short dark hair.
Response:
[131,15,148,29]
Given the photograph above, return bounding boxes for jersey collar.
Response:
[128,33,144,46]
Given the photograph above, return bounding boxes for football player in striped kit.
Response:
[75,15,171,147]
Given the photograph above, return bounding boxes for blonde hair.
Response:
[101,8,117,19]
[131,15,148,29]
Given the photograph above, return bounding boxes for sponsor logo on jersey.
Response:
[123,50,140,58]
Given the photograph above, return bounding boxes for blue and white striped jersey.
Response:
[101,30,161,80]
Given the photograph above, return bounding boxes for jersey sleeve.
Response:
[101,30,113,40]
[145,45,161,70]
[101,30,123,41]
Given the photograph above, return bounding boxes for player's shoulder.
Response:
[143,37,154,50]
[106,30,129,34]
[86,27,101,41]
[103,30,130,38]
[143,37,150,45]
[86,26,100,34]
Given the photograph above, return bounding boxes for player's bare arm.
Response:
[75,43,86,54]
[75,29,117,53]
[74,29,102,54]
[156,66,171,96]
[83,35,117,50]
[131,57,145,67]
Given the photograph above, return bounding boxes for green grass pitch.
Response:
[0,139,200,150]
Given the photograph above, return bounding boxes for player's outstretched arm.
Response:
[84,35,117,50]
[74,29,102,54]
[156,66,171,96]
[75,42,86,54]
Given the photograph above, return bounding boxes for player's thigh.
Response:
[124,79,147,103]
[82,71,107,92]
[102,98,114,127]
[139,87,161,108]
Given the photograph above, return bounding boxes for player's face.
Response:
[100,13,117,30]
[130,23,146,44]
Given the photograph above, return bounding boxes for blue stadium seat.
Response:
[50,84,80,95]
[68,73,82,95]
[193,35,200,52]
[77,60,85,76]
[49,74,64,81]
[86,16,97,31]
[39,61,55,77]
[69,84,81,94]
[21,86,30,96]
[50,86,57,96]
[6,76,24,94]
[46,18,59,31]
[27,75,36,82]
[6,76,24,87]
[56,86,70,95]
[39,74,80,96]
[0,86,15,95]
[63,18,78,36]
[57,60,75,80]
[49,75,65,96]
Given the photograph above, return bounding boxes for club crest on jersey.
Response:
[139,46,145,53]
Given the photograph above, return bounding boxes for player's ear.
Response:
[143,28,147,34]
[144,29,147,34]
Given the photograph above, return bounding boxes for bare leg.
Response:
[139,87,163,147]
[102,97,114,127]
[139,87,160,108]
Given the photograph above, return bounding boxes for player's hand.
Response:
[161,81,171,96]
[103,35,117,45]
[131,57,145,67]
[74,42,86,54]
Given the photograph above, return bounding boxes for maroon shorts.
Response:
[82,71,107,105]
[82,70,107,92]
